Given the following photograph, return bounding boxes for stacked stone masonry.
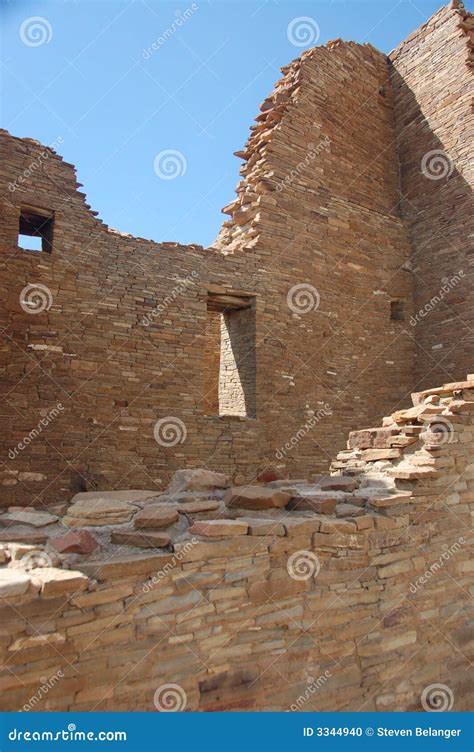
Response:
[0,2,472,506]
[0,375,473,711]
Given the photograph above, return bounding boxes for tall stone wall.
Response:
[0,3,472,506]
[0,41,415,506]
[390,3,474,387]
[0,376,472,711]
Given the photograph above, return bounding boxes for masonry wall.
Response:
[0,377,472,711]
[390,3,474,388]
[0,4,471,506]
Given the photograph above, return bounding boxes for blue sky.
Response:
[1,0,468,247]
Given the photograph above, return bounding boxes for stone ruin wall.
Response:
[390,3,474,388]
[0,2,472,508]
[0,376,473,711]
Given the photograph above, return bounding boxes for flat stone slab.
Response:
[63,498,136,527]
[336,503,366,518]
[286,495,337,514]
[188,520,249,537]
[0,529,49,544]
[242,518,286,536]
[134,506,179,529]
[0,510,58,528]
[71,490,158,504]
[225,487,290,510]
[0,569,31,597]
[177,500,221,514]
[30,567,89,596]
[318,476,359,492]
[50,529,99,554]
[111,529,171,548]
[168,468,231,493]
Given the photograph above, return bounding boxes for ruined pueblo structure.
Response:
[0,1,472,712]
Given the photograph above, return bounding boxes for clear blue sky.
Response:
[1,0,468,247]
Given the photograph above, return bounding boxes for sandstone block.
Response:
[50,530,99,554]
[188,520,249,537]
[31,567,89,596]
[134,506,178,529]
[225,486,290,510]
[286,495,337,514]
[111,530,171,548]
[168,469,230,493]
[0,510,58,528]
[0,569,31,597]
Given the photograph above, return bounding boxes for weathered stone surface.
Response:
[319,476,358,492]
[31,568,89,596]
[111,530,171,548]
[71,490,158,504]
[0,511,58,528]
[0,569,31,597]
[336,503,365,518]
[49,530,99,555]
[177,500,220,514]
[286,495,337,514]
[168,469,230,494]
[225,487,290,510]
[189,520,249,537]
[64,498,136,527]
[242,519,285,536]
[134,506,179,529]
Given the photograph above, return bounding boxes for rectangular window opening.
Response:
[18,206,54,253]
[390,299,405,321]
[205,292,256,418]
